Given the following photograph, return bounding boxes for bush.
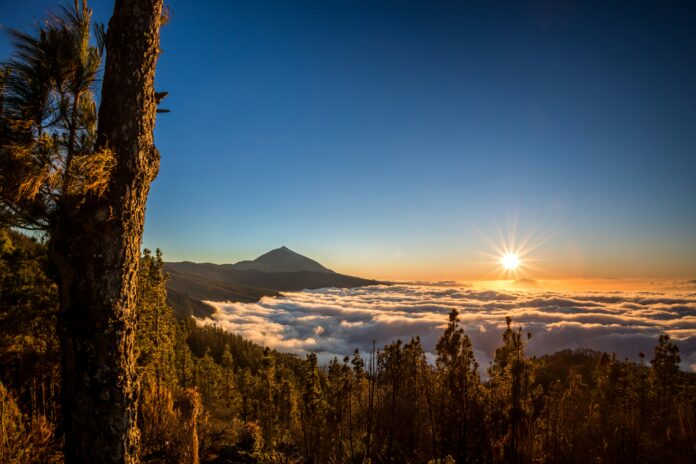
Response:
[0,381,53,463]
[139,376,202,464]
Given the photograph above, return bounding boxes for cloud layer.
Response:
[199,284,696,371]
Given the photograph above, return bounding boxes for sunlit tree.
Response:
[0,0,166,459]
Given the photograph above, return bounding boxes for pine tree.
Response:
[326,356,352,461]
[489,317,535,464]
[299,353,326,463]
[136,249,177,387]
[258,348,279,446]
[435,309,481,463]
[221,344,237,409]
[174,319,195,389]
[0,0,165,460]
[649,334,682,460]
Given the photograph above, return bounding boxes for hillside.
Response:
[164,247,380,318]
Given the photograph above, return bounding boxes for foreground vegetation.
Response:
[2,228,695,464]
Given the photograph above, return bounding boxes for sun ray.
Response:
[477,214,556,280]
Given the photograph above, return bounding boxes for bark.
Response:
[49,0,163,462]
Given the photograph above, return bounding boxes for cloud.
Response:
[513,278,540,289]
[199,284,696,371]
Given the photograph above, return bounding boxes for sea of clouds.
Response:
[199,283,696,371]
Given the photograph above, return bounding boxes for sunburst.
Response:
[476,214,554,280]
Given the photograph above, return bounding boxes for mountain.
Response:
[231,246,333,273]
[164,247,379,319]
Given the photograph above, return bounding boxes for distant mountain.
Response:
[231,246,333,273]
[164,247,379,319]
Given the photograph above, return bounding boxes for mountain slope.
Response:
[164,247,379,318]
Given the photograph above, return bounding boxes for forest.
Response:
[1,1,695,463]
[2,227,696,463]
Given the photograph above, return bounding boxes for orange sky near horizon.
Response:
[166,240,696,285]
[329,247,696,284]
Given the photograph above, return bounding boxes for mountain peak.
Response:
[260,246,301,258]
[231,246,334,273]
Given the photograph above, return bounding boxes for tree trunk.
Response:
[50,0,163,462]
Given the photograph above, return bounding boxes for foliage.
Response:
[0,229,59,431]
[0,0,107,230]
[0,381,54,463]
[2,229,696,463]
[136,248,178,385]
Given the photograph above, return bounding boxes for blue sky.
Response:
[2,1,695,280]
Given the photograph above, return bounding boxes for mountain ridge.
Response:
[164,247,380,318]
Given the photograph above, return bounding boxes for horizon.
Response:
[2,0,695,282]
[166,244,696,289]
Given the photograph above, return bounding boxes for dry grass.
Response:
[0,381,54,463]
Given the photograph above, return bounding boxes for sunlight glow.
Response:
[476,212,557,280]
[502,253,520,271]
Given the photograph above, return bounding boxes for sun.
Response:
[502,253,520,271]
[477,214,554,280]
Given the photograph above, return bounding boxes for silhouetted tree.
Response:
[435,309,482,463]
[489,317,535,463]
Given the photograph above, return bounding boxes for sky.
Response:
[1,0,695,281]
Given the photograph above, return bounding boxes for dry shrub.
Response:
[239,421,264,456]
[0,381,53,463]
[174,388,202,464]
[139,376,202,464]
[197,405,241,457]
